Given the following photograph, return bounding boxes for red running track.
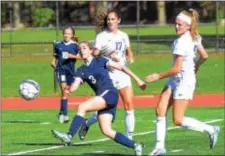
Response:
[1,94,224,110]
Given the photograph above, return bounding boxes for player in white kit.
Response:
[145,9,221,155]
[78,9,137,140]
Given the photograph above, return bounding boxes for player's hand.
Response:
[62,52,69,59]
[145,73,160,83]
[137,79,147,90]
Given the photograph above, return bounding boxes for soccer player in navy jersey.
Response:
[52,41,146,155]
[51,26,81,123]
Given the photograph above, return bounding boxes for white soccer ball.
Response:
[19,79,40,100]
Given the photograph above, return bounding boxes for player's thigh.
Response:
[156,85,173,116]
[172,99,189,125]
[77,96,107,113]
[119,86,134,110]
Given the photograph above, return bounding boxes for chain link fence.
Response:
[1,1,225,57]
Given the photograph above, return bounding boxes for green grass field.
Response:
[1,25,224,155]
[1,25,224,56]
[2,53,224,97]
[2,107,224,155]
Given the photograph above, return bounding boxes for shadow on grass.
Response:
[80,153,132,156]
[14,142,92,147]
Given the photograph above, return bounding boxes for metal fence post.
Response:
[56,1,59,41]
[53,40,58,94]
[9,3,13,57]
[216,2,219,52]
[136,1,140,54]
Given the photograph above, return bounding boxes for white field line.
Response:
[6,118,223,156]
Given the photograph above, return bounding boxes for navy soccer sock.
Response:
[60,99,68,115]
[114,132,135,148]
[68,115,85,137]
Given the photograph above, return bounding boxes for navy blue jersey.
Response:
[76,57,115,95]
[54,41,79,75]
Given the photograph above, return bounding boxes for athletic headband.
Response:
[177,13,192,25]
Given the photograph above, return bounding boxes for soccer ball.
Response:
[19,79,40,100]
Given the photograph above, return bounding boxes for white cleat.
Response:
[134,143,145,156]
[149,148,166,156]
[208,126,220,149]
[51,129,72,146]
[58,114,69,123]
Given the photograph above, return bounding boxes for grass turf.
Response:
[2,53,224,97]
[2,25,224,56]
[1,107,224,155]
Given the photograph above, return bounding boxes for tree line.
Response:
[1,1,224,29]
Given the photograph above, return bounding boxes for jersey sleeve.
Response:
[172,39,187,56]
[97,57,109,68]
[196,35,202,47]
[75,67,85,83]
[124,33,130,48]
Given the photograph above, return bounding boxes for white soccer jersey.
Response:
[168,31,202,100]
[95,29,130,65]
[171,31,201,83]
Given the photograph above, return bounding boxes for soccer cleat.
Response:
[78,121,89,140]
[208,126,220,149]
[51,129,72,146]
[58,114,70,123]
[134,143,145,156]
[149,147,166,156]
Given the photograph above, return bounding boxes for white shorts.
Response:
[167,77,196,100]
[109,69,132,90]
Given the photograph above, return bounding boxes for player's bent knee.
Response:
[100,127,114,138]
[123,100,133,110]
[173,118,182,126]
[156,107,166,116]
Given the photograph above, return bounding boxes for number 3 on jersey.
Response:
[88,75,96,84]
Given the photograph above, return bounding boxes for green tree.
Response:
[32,8,55,27]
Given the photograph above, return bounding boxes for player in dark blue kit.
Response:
[52,41,146,155]
[51,27,81,123]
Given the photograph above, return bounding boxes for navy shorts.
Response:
[97,88,119,122]
[55,70,74,86]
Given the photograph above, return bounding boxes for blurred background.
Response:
[1,1,225,57]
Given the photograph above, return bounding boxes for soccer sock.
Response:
[68,115,85,137]
[114,132,135,148]
[60,99,68,115]
[155,116,166,149]
[85,112,98,127]
[125,110,135,140]
[181,116,214,134]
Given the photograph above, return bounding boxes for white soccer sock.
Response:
[181,116,214,134]
[155,116,166,149]
[125,110,135,140]
[85,112,98,127]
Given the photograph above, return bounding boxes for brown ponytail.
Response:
[72,36,79,42]
[63,26,79,42]
[92,11,108,33]
[180,9,199,41]
[92,9,121,34]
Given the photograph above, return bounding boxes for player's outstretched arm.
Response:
[145,55,183,83]
[106,60,146,90]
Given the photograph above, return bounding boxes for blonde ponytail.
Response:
[189,9,199,41]
[180,9,199,41]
